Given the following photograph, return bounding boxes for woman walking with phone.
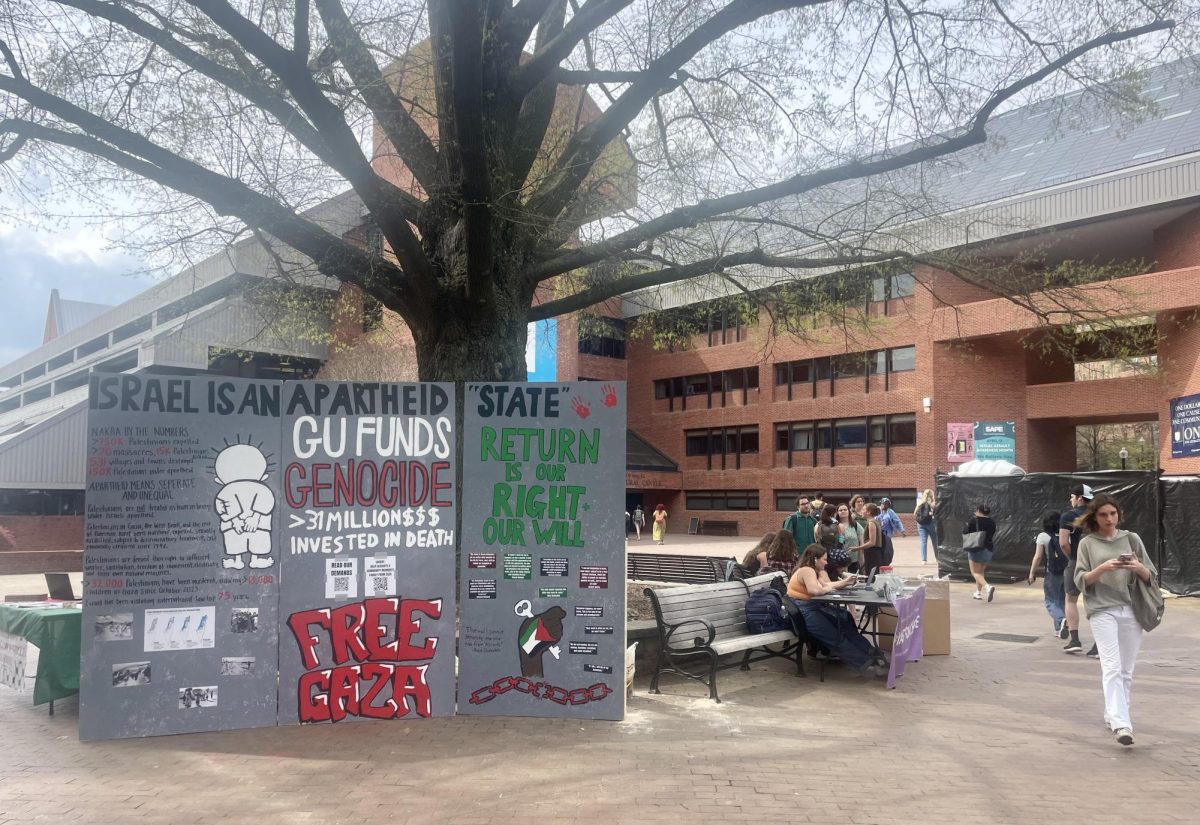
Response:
[1073,493,1158,747]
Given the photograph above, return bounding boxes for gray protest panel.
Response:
[277,382,457,725]
[457,382,626,720]
[81,375,282,740]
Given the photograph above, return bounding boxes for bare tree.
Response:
[0,1,1188,380]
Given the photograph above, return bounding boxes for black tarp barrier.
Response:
[935,471,1160,586]
[1159,477,1200,596]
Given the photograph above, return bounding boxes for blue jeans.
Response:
[795,602,875,670]
[1042,570,1066,629]
[917,524,937,562]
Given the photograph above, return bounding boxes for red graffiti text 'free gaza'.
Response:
[288,597,441,722]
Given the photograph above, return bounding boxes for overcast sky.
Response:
[0,222,149,368]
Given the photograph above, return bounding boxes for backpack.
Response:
[1046,532,1068,575]
[745,587,793,634]
[916,503,934,526]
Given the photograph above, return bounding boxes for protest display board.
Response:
[0,631,26,693]
[81,375,282,740]
[277,382,457,724]
[457,382,626,720]
[886,588,926,689]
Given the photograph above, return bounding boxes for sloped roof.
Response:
[43,288,114,343]
[627,429,678,472]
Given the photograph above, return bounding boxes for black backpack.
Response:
[745,587,792,633]
[916,503,934,526]
[1046,532,1068,575]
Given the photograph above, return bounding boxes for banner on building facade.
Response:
[946,423,975,463]
[457,382,627,720]
[277,382,457,725]
[973,421,1016,463]
[81,375,283,740]
[1170,393,1200,458]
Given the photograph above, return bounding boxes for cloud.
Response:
[0,224,149,369]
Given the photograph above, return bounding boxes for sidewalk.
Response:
[3,571,1198,824]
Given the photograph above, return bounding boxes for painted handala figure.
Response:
[213,443,275,570]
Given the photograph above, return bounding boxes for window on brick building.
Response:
[889,346,916,372]
[685,426,759,466]
[0,489,85,515]
[577,317,626,359]
[889,413,917,446]
[835,418,868,448]
[654,368,758,409]
[686,490,760,511]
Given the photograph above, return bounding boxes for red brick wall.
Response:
[1153,206,1200,272]
[0,516,84,553]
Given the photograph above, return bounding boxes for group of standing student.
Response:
[779,493,911,580]
[1027,485,1161,747]
[626,504,669,544]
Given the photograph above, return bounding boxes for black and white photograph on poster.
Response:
[143,606,215,651]
[324,557,358,600]
[457,382,627,722]
[111,661,151,687]
[178,686,218,709]
[220,657,256,676]
[364,555,397,596]
[213,442,277,570]
[94,613,133,641]
[230,608,259,633]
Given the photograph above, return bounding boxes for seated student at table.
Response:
[787,544,888,676]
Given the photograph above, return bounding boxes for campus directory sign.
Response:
[457,382,627,720]
[277,382,457,724]
[81,375,282,740]
[1170,392,1200,458]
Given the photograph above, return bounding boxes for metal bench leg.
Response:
[740,649,752,671]
[794,641,806,677]
[707,652,721,703]
[649,653,664,694]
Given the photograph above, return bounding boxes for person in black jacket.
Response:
[964,504,997,602]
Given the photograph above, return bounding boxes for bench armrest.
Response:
[664,618,716,651]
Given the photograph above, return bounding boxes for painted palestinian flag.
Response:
[519,617,555,654]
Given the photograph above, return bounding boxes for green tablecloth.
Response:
[0,605,82,705]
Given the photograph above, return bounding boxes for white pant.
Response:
[1090,605,1143,731]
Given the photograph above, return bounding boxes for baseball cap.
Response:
[879,497,892,505]
[1070,484,1094,500]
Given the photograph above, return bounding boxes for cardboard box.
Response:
[875,579,950,656]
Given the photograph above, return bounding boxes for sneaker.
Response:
[972,591,982,600]
[1086,644,1099,659]
[986,585,996,603]
[1064,638,1082,654]
[1114,728,1134,747]
[1056,618,1069,640]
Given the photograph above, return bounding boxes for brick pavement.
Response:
[2,573,1198,824]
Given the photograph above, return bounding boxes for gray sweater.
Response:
[1073,530,1156,619]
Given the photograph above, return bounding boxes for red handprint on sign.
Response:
[571,396,591,419]
[601,384,618,407]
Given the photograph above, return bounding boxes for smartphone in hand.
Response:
[1116,553,1134,564]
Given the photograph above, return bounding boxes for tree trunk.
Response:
[412,303,529,382]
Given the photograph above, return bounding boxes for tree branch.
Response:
[524,0,828,222]
[312,0,442,189]
[528,247,914,320]
[528,18,1174,284]
[512,0,632,94]
[186,0,438,294]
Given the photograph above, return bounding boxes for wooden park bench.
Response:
[627,552,734,584]
[699,519,739,536]
[643,573,811,702]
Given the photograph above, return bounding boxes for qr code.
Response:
[333,576,350,592]
[372,576,389,593]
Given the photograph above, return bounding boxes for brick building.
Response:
[556,59,1200,537]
